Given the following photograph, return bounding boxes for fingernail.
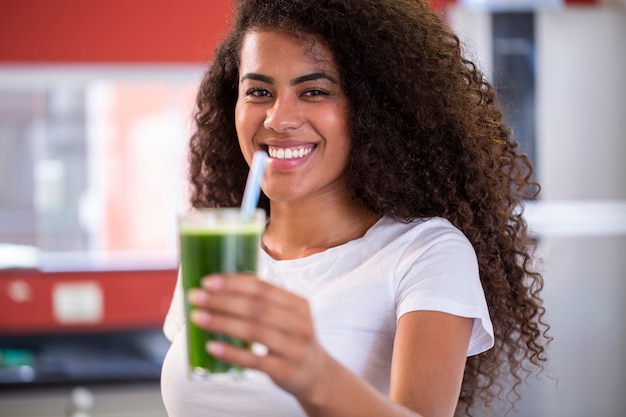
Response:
[202,275,225,290]
[190,310,211,325]
[207,341,224,356]
[187,289,209,305]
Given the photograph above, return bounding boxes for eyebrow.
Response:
[240,72,338,85]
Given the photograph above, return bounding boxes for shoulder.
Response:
[373,216,474,258]
[388,218,493,355]
[355,216,479,285]
[380,216,477,280]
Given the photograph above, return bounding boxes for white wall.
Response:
[451,6,626,417]
[532,8,626,417]
[537,8,626,200]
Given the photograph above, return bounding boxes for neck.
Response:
[262,192,380,260]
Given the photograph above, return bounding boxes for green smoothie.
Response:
[178,208,265,377]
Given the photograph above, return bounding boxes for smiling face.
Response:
[235,30,351,205]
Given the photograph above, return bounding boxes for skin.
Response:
[188,30,474,417]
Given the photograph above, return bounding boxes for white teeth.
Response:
[268,146,313,160]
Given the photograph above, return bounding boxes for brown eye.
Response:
[247,88,272,98]
[302,89,329,97]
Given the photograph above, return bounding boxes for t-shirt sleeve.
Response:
[395,222,494,357]
[163,268,185,342]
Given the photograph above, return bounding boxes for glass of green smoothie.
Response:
[178,207,266,378]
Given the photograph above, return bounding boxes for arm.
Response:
[390,311,472,417]
[297,311,472,417]
[189,275,472,417]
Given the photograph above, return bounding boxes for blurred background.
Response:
[0,0,624,416]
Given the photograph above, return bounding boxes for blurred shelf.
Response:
[0,329,169,387]
[0,268,176,389]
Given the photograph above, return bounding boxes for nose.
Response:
[263,96,303,133]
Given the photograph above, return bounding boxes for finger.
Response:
[207,340,319,391]
[201,274,303,311]
[191,307,312,360]
[206,340,278,373]
[188,289,310,334]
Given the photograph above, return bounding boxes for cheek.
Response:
[235,104,253,148]
[235,102,263,137]
[235,118,253,166]
[234,101,246,137]
[323,108,351,153]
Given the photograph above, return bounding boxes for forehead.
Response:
[239,30,338,75]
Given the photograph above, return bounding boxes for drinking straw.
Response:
[240,151,268,220]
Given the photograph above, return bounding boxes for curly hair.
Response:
[188,0,550,414]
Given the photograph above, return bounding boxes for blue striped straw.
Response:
[240,151,268,220]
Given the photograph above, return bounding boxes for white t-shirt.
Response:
[161,216,494,417]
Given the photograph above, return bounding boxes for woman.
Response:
[161,1,550,416]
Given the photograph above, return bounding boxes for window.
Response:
[0,68,200,271]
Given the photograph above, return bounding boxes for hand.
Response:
[188,274,329,398]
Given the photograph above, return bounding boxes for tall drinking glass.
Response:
[178,208,266,378]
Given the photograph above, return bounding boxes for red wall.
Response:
[0,0,599,64]
[0,0,233,63]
